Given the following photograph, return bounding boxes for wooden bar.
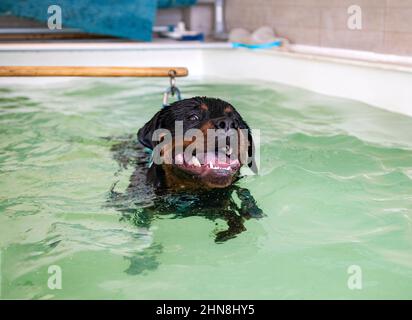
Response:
[0,66,189,77]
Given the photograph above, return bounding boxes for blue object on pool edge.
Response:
[0,0,197,42]
[180,33,205,41]
[158,0,197,8]
[232,41,282,50]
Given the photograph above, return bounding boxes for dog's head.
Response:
[138,97,256,189]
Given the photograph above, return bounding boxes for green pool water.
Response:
[1,78,412,299]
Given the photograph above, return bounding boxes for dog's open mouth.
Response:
[174,150,241,178]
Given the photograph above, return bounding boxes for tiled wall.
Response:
[225,0,412,56]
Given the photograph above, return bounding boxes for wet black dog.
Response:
[109,97,263,242]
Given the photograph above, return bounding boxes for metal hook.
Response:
[163,86,181,107]
[163,69,182,107]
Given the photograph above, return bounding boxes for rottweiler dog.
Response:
[109,97,263,242]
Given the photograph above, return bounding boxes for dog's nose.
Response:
[214,117,238,131]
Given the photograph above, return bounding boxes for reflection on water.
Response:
[5,222,153,282]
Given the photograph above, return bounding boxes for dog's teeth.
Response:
[192,156,201,167]
[175,153,184,164]
[226,147,233,156]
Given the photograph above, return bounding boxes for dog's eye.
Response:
[188,114,199,121]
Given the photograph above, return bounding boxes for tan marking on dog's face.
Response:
[200,103,208,111]
[199,120,215,134]
[224,106,232,114]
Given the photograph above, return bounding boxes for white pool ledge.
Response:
[0,42,411,117]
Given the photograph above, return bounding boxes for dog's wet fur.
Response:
[108,97,263,243]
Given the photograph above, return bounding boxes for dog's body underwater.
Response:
[109,97,263,242]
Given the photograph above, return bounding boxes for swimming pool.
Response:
[1,76,412,299]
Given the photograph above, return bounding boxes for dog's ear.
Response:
[247,129,258,174]
[137,110,162,149]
